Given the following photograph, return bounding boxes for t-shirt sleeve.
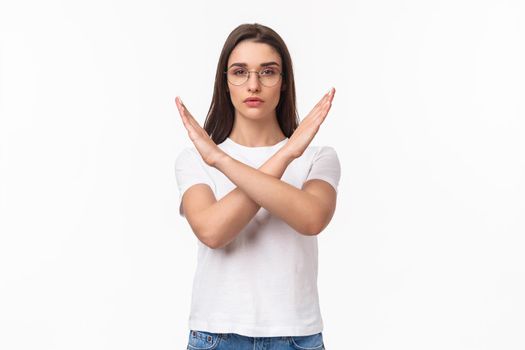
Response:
[304,146,341,193]
[174,147,215,217]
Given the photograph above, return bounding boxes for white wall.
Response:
[0,0,523,349]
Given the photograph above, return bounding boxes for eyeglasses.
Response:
[224,66,283,87]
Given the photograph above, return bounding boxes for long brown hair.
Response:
[203,23,299,144]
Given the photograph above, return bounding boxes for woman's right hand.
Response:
[175,96,227,167]
[282,87,335,159]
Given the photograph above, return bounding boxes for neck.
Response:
[229,112,286,147]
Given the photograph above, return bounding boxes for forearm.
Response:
[213,148,322,236]
[199,149,292,249]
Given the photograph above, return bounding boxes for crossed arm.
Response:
[182,147,337,249]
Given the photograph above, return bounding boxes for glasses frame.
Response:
[224,66,283,87]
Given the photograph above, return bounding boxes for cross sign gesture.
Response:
[175,87,335,166]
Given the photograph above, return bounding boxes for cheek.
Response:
[229,91,240,104]
[270,91,282,106]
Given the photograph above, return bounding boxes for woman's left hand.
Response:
[175,96,227,167]
[281,87,335,160]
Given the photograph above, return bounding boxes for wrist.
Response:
[211,149,231,168]
[274,146,296,165]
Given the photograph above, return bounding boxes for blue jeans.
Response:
[186,329,326,350]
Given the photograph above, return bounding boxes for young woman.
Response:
[175,23,340,350]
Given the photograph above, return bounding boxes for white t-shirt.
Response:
[174,136,341,337]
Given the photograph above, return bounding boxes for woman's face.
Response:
[226,40,284,122]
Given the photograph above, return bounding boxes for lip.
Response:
[244,97,264,102]
[244,100,263,107]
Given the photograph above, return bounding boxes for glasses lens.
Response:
[227,67,281,87]
[259,67,281,87]
[227,68,245,85]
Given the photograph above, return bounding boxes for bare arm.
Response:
[176,88,336,247]
[212,149,330,237]
[182,148,293,249]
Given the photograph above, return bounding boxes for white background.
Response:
[1,0,524,349]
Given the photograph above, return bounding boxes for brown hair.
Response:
[203,23,299,144]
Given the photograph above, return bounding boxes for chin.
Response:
[241,108,270,119]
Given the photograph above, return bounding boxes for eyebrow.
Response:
[227,61,281,69]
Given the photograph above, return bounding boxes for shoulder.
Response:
[305,145,341,178]
[176,146,197,157]
[304,145,339,160]
[315,145,338,154]
[175,147,211,174]
[175,146,201,163]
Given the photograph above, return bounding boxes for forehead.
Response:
[227,40,281,68]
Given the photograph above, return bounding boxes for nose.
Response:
[247,71,261,92]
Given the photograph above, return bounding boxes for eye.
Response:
[233,69,247,75]
[261,68,276,75]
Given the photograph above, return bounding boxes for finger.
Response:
[175,97,185,118]
[177,98,196,125]
[315,99,332,120]
[320,88,334,107]
[178,106,192,131]
[312,90,331,110]
[177,103,190,126]
[178,101,206,135]
[321,101,333,120]
[175,97,187,118]
[320,90,332,104]
[328,88,336,103]
[182,108,202,131]
[177,97,195,122]
[309,93,331,119]
[175,98,195,133]
[177,96,187,109]
[188,117,202,135]
[178,100,196,123]
[176,96,185,111]
[176,97,187,114]
[323,89,335,108]
[176,99,207,142]
[316,94,331,114]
